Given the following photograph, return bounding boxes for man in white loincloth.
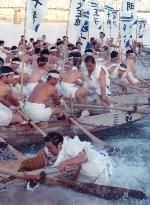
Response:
[25,56,49,97]
[60,61,90,105]
[0,66,26,126]
[24,70,64,122]
[38,132,114,185]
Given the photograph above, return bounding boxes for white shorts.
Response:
[24,101,52,122]
[61,81,79,99]
[0,103,12,126]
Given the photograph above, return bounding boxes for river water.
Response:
[0,22,150,204]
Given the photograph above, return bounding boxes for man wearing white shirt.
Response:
[38,132,114,185]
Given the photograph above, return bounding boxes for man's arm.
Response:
[51,87,61,105]
[58,150,87,173]
[99,69,110,106]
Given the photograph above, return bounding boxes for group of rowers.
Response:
[0,31,145,126]
[0,32,146,187]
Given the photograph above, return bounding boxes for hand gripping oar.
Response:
[0,137,23,159]
[0,169,146,200]
[60,99,120,154]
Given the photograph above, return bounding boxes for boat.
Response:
[0,159,146,200]
[0,159,79,192]
[0,92,149,146]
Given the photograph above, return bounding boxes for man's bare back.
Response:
[28,82,58,104]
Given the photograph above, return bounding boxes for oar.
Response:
[17,109,46,137]
[73,103,148,115]
[0,137,23,159]
[111,79,150,94]
[0,169,146,200]
[60,99,120,154]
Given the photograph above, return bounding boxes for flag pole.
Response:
[103,0,106,32]
[21,0,27,101]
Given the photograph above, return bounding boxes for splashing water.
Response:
[0,116,150,205]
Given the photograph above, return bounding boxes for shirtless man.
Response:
[0,66,26,126]
[83,55,111,106]
[60,62,89,105]
[26,56,49,96]
[104,51,135,94]
[24,70,64,122]
[124,49,144,83]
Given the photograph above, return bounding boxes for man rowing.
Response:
[24,70,64,122]
[25,56,49,97]
[83,55,111,106]
[38,132,114,185]
[60,61,90,117]
[0,66,26,126]
[124,49,145,84]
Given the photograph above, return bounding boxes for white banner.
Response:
[104,5,118,27]
[137,19,147,39]
[80,7,90,53]
[67,0,85,43]
[122,0,136,20]
[27,0,49,32]
[90,0,102,38]
[120,16,133,49]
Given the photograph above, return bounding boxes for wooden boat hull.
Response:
[0,159,79,192]
[0,105,147,146]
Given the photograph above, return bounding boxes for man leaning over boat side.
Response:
[38,132,114,185]
[0,66,26,126]
[23,70,64,122]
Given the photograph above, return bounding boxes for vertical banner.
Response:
[90,0,102,38]
[104,5,118,38]
[67,0,85,43]
[137,19,147,39]
[122,0,136,20]
[27,0,49,32]
[80,8,90,53]
[120,16,133,49]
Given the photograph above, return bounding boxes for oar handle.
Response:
[0,137,23,159]
[17,109,46,137]
[61,99,119,154]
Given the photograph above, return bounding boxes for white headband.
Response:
[50,48,57,52]
[0,72,14,77]
[12,61,21,65]
[47,73,60,79]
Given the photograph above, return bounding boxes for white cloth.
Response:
[24,101,52,122]
[84,63,111,96]
[0,103,12,126]
[61,81,79,98]
[53,136,113,185]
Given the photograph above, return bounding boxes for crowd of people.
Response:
[0,32,144,126]
[0,32,146,186]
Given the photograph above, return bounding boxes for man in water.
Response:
[38,132,113,185]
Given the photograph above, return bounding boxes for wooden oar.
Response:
[111,79,150,94]
[73,103,148,115]
[61,99,120,154]
[17,109,46,137]
[0,137,23,159]
[0,169,146,200]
